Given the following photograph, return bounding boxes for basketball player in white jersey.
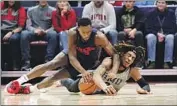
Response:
[61,43,151,95]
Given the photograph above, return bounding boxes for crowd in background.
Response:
[1,0,177,71]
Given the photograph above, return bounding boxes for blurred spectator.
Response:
[109,1,123,6]
[52,1,76,55]
[82,1,118,45]
[20,1,57,71]
[155,1,177,5]
[145,0,176,69]
[174,8,177,68]
[135,0,155,6]
[1,1,27,70]
[116,0,145,47]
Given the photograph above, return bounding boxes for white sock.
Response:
[29,84,39,93]
[16,75,29,85]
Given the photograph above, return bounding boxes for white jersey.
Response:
[101,68,131,91]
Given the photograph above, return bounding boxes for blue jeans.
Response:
[146,33,174,62]
[21,30,57,61]
[105,30,118,45]
[58,31,68,54]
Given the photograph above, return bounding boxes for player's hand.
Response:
[103,85,117,96]
[82,71,92,83]
[136,87,152,94]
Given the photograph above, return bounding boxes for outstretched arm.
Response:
[130,67,151,94]
[93,57,117,96]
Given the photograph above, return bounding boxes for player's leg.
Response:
[60,78,81,93]
[5,52,68,94]
[18,67,71,94]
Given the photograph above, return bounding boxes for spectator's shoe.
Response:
[21,61,31,71]
[146,61,155,69]
[18,84,31,94]
[163,62,171,69]
[5,80,20,94]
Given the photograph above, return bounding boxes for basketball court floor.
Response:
[1,83,177,105]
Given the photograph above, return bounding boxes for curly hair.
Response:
[114,42,145,67]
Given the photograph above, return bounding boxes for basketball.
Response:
[79,79,98,95]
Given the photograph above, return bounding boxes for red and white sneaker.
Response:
[18,83,32,94]
[5,80,20,94]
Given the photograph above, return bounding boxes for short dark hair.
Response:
[114,42,145,67]
[78,18,92,27]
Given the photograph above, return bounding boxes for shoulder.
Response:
[27,5,38,13]
[105,1,114,8]
[95,31,108,46]
[83,2,93,9]
[68,29,77,37]
[48,6,56,11]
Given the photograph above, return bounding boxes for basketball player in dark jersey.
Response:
[5,18,119,94]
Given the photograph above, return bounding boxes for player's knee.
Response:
[101,57,112,69]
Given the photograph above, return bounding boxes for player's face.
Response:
[125,0,135,10]
[57,1,68,9]
[122,51,136,68]
[157,0,167,11]
[78,25,92,41]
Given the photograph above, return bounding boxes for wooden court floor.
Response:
[1,83,177,105]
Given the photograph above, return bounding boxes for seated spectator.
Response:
[82,1,118,45]
[1,1,27,70]
[145,0,176,69]
[116,0,145,47]
[52,1,76,55]
[135,0,155,6]
[20,1,57,71]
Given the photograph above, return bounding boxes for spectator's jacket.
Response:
[82,1,116,34]
[26,4,55,32]
[145,8,176,35]
[52,9,76,32]
[1,2,27,30]
[116,5,145,32]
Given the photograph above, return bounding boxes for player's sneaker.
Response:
[18,83,32,94]
[5,80,20,94]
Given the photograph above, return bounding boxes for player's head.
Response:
[114,42,145,68]
[78,18,92,41]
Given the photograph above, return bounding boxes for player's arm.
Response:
[130,67,151,94]
[68,30,91,82]
[93,57,117,96]
[95,31,120,74]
